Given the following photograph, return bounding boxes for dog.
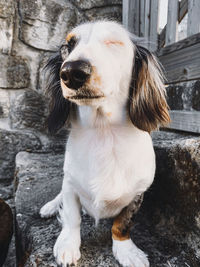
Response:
[40,21,170,267]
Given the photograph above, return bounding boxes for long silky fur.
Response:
[129,45,170,132]
[45,51,71,134]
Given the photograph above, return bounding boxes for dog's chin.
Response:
[66,95,105,106]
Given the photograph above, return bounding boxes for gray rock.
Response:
[0,0,15,54]
[149,131,200,261]
[0,55,30,89]
[70,0,122,10]
[85,5,122,22]
[166,80,200,111]
[0,129,41,182]
[192,80,200,111]
[9,89,48,132]
[15,152,63,267]
[0,89,10,118]
[153,135,200,231]
[0,121,67,183]
[166,85,184,110]
[19,0,77,51]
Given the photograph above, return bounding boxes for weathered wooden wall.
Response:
[123,0,200,133]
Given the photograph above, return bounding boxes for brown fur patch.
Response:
[90,66,101,86]
[66,33,76,42]
[129,51,171,133]
[104,40,124,46]
[106,112,112,117]
[112,194,144,241]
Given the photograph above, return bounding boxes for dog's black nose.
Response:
[60,60,92,90]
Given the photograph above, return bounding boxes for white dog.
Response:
[40,21,170,267]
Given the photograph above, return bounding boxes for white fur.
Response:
[40,192,62,218]
[40,21,157,266]
[112,239,149,267]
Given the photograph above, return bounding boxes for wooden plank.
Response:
[179,0,188,22]
[123,0,133,33]
[149,0,159,51]
[140,0,146,37]
[187,0,200,36]
[143,0,151,48]
[165,0,178,45]
[122,0,140,35]
[159,42,200,83]
[157,32,200,56]
[168,111,200,133]
[158,0,188,49]
[144,0,150,38]
[158,25,166,49]
[122,0,131,31]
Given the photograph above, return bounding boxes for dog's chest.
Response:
[65,127,155,219]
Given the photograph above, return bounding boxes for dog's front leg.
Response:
[112,194,149,267]
[54,178,81,266]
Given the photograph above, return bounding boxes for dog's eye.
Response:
[60,37,77,60]
[67,37,77,53]
[104,40,124,46]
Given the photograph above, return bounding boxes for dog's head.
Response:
[45,21,170,134]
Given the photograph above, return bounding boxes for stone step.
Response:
[0,127,67,183]
[14,131,200,266]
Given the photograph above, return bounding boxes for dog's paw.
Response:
[40,201,58,218]
[40,193,62,218]
[54,229,81,266]
[112,239,149,267]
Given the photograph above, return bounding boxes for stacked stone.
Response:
[167,80,200,111]
[0,1,121,266]
[0,0,122,182]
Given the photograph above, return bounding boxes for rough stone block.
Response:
[192,80,200,111]
[0,55,30,89]
[0,129,41,182]
[71,0,122,10]
[0,0,15,54]
[9,89,48,132]
[19,0,77,51]
[85,5,122,22]
[0,89,10,118]
[166,80,200,111]
[151,132,200,231]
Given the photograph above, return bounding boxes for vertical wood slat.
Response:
[122,0,140,35]
[133,0,140,36]
[149,0,159,51]
[179,0,188,22]
[144,0,150,38]
[122,0,134,33]
[187,0,200,36]
[165,0,179,46]
[140,0,146,37]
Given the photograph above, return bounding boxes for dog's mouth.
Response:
[68,95,104,100]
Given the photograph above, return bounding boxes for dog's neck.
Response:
[74,98,129,130]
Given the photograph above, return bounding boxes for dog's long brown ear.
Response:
[45,51,71,134]
[129,45,170,132]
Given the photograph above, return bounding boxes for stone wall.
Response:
[0,2,121,265]
[0,0,122,182]
[166,80,200,111]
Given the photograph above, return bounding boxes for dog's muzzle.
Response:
[60,60,92,90]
